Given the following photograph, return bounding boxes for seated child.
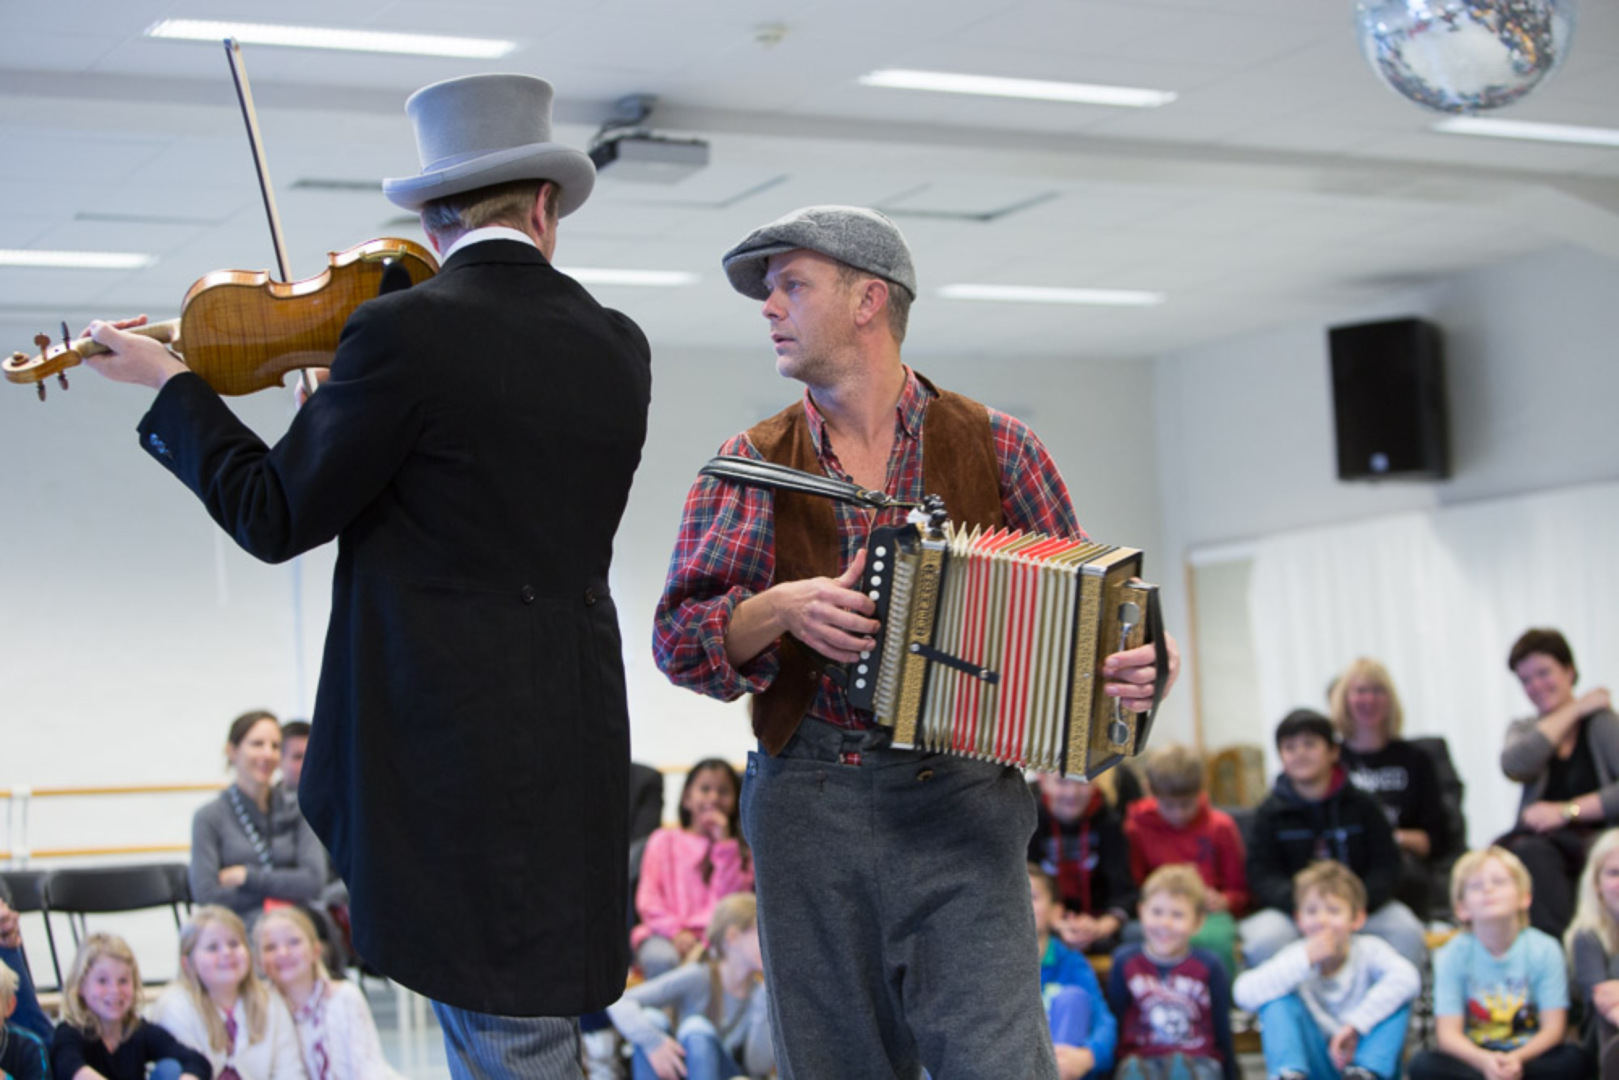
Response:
[1030,865,1117,1079]
[634,758,754,979]
[50,933,211,1080]
[255,906,400,1079]
[1232,861,1419,1080]
[1241,709,1426,969]
[607,892,773,1080]
[1566,829,1619,1075]
[1125,743,1249,973]
[1030,771,1138,954]
[1106,865,1236,1080]
[0,957,48,1080]
[150,905,303,1080]
[1408,847,1588,1080]
[0,893,50,1045]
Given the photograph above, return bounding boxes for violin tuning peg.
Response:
[57,372,69,391]
[35,382,46,403]
[61,320,71,347]
[34,332,50,353]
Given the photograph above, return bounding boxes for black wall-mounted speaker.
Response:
[1328,317,1450,481]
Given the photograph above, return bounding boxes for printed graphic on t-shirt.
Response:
[1464,979,1539,1051]
[1124,965,1213,1053]
[1040,835,1099,875]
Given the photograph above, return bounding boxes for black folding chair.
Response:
[39,863,190,989]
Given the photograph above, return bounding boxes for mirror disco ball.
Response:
[1354,0,1576,113]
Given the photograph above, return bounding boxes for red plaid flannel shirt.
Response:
[653,367,1083,730]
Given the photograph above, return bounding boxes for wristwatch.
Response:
[1563,801,1582,822]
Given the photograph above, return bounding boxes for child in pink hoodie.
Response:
[633,759,754,977]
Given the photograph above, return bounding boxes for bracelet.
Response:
[1563,800,1582,822]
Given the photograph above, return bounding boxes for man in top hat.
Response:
[654,205,1178,1078]
[83,74,652,1077]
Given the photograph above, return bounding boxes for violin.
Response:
[3,237,437,401]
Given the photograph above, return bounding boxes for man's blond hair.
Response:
[1141,864,1207,917]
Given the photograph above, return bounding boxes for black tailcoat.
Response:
[137,240,651,1015]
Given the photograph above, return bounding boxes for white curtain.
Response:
[1248,480,1619,847]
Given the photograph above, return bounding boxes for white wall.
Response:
[1154,245,1619,837]
[0,335,1158,859]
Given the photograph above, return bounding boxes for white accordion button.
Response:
[875,546,888,557]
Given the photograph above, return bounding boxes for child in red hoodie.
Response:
[1124,743,1248,974]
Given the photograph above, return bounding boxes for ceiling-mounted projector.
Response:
[589,93,709,184]
[590,133,710,183]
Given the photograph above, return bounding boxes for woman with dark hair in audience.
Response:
[1332,657,1449,916]
[190,710,326,928]
[1500,627,1617,938]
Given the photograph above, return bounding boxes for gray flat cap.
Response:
[722,205,916,301]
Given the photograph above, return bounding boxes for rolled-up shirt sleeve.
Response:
[654,435,782,702]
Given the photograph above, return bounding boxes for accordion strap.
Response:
[699,455,923,511]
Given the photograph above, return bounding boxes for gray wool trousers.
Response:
[742,718,1059,1080]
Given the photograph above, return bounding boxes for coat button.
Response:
[520,585,535,603]
[584,587,597,605]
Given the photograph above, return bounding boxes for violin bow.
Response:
[224,38,320,399]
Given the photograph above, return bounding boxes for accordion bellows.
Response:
[849,520,1162,779]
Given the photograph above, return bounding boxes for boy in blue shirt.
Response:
[1409,846,1587,1079]
[1032,864,1117,1079]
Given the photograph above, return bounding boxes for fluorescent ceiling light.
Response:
[146,19,516,59]
[0,250,155,270]
[859,69,1176,108]
[940,284,1165,306]
[1432,117,1619,148]
[562,268,699,287]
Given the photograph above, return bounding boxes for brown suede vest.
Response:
[746,373,1005,754]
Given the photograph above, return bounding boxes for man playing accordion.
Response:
[655,205,1179,1079]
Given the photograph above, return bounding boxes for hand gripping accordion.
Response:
[699,456,1167,779]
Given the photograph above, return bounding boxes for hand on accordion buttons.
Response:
[772,547,879,663]
[1101,630,1180,711]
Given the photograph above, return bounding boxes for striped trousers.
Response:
[432,1001,583,1080]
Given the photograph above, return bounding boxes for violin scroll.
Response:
[5,320,181,402]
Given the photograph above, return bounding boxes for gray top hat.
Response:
[722,205,916,301]
[383,74,595,216]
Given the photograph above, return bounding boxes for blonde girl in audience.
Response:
[1565,827,1619,1075]
[149,906,303,1080]
[51,933,212,1080]
[254,907,399,1079]
[633,759,754,978]
[608,892,773,1080]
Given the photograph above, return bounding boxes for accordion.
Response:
[845,505,1165,779]
[696,456,1166,779]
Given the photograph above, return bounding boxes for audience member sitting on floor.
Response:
[633,758,754,980]
[150,906,303,1080]
[1106,865,1236,1080]
[190,710,326,930]
[51,933,211,1080]
[606,892,773,1080]
[1332,657,1451,917]
[1241,709,1427,970]
[0,888,50,1045]
[1564,827,1619,1076]
[1409,846,1588,1080]
[256,906,398,1079]
[1125,743,1248,974]
[1498,627,1617,940]
[1029,865,1116,1080]
[1030,771,1138,955]
[0,957,48,1080]
[1233,861,1419,1080]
